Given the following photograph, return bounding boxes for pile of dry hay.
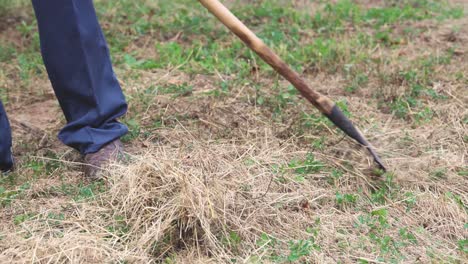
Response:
[0,133,466,263]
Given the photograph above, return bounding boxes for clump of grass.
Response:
[99,140,329,262]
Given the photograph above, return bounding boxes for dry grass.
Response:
[0,0,467,263]
[1,128,466,263]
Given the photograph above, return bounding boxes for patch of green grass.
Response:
[403,192,417,211]
[189,40,250,75]
[287,153,324,182]
[0,43,16,63]
[285,238,320,262]
[270,84,299,113]
[311,136,326,151]
[369,173,397,205]
[253,226,320,263]
[46,212,65,222]
[48,181,107,202]
[0,181,31,207]
[398,228,418,245]
[345,71,369,93]
[221,230,242,253]
[274,153,324,184]
[327,169,344,186]
[312,0,463,33]
[430,167,447,180]
[122,40,250,75]
[445,191,467,213]
[124,42,189,70]
[457,167,468,177]
[157,83,193,97]
[0,0,28,14]
[106,214,130,239]
[335,192,359,208]
[24,159,60,177]
[355,207,419,262]
[294,37,343,73]
[154,42,188,68]
[458,239,468,254]
[382,52,452,124]
[121,118,141,143]
[16,52,44,82]
[94,0,463,81]
[14,212,35,225]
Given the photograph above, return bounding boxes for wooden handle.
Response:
[198,0,334,114]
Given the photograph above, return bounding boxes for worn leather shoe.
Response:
[83,139,124,180]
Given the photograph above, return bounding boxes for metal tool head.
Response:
[325,105,386,171]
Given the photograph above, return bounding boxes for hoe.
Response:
[198,0,386,171]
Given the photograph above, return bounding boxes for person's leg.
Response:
[0,100,13,172]
[31,0,128,155]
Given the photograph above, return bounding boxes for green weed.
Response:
[430,167,447,180]
[274,154,324,184]
[0,182,30,207]
[457,167,468,177]
[327,169,344,186]
[158,83,193,97]
[254,227,320,263]
[403,192,417,211]
[285,238,319,262]
[221,230,242,253]
[17,53,43,81]
[459,239,468,253]
[106,215,130,239]
[14,212,35,225]
[445,191,467,213]
[121,118,141,143]
[345,72,368,93]
[48,181,107,202]
[369,173,397,205]
[398,228,417,245]
[288,153,324,182]
[335,192,359,208]
[0,43,15,63]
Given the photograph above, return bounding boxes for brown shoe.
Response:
[83,139,124,180]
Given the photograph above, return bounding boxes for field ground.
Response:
[0,0,467,263]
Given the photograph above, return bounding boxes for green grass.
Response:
[92,0,465,78]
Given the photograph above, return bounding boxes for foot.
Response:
[0,155,14,174]
[83,139,124,180]
[1,165,13,175]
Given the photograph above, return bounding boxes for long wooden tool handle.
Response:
[198,0,386,171]
[198,0,334,114]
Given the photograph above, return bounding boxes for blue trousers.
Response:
[0,0,128,171]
